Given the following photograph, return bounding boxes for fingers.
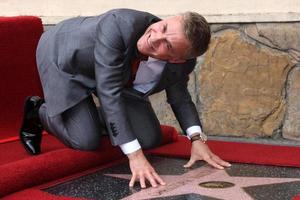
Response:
[213,155,231,167]
[152,171,166,186]
[129,173,137,187]
[140,175,146,188]
[145,172,157,188]
[204,154,231,169]
[184,141,232,170]
[184,155,230,170]
[205,156,224,169]
[130,171,166,189]
[183,158,196,168]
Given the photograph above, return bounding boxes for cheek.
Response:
[138,36,148,52]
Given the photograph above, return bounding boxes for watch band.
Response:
[190,133,208,143]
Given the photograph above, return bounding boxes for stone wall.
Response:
[150,22,300,142]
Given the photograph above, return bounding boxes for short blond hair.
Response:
[182,12,211,59]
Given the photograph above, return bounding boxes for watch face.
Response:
[200,133,208,141]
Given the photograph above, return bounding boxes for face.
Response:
[137,15,190,63]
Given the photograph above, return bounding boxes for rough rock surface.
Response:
[244,23,300,62]
[282,66,300,141]
[198,30,295,137]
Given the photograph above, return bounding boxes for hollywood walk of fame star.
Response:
[105,164,300,200]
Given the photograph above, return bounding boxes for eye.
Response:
[163,24,167,33]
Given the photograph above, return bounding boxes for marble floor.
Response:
[45,156,300,200]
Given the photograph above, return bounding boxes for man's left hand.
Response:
[183,140,231,169]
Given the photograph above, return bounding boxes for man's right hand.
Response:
[127,149,166,188]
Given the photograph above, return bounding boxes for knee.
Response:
[139,132,162,150]
[69,135,101,151]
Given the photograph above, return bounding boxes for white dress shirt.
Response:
[120,57,202,154]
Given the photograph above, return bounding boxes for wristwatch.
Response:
[191,132,208,143]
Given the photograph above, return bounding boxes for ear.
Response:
[168,58,186,64]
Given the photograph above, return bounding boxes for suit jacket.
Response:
[36,9,201,146]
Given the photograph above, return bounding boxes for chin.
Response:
[137,46,147,56]
[137,45,150,57]
[137,39,145,52]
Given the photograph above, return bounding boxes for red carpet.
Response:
[3,135,300,200]
[0,16,43,140]
[0,137,122,197]
[0,134,63,165]
[3,189,87,200]
[0,124,178,166]
[294,196,300,200]
[2,132,300,198]
[148,136,300,167]
[0,125,178,197]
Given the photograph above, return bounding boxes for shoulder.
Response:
[102,9,160,28]
[107,9,159,20]
[98,9,160,47]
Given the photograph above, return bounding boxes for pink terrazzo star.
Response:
[105,165,300,200]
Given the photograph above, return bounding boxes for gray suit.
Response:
[36,9,201,149]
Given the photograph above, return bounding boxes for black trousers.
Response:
[38,89,162,151]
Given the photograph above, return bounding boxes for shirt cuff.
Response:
[119,139,141,154]
[186,126,203,139]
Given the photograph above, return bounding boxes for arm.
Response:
[94,13,165,188]
[165,70,201,132]
[94,13,136,146]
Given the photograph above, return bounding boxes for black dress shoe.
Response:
[19,96,44,155]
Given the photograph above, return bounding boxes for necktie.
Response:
[126,57,142,86]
